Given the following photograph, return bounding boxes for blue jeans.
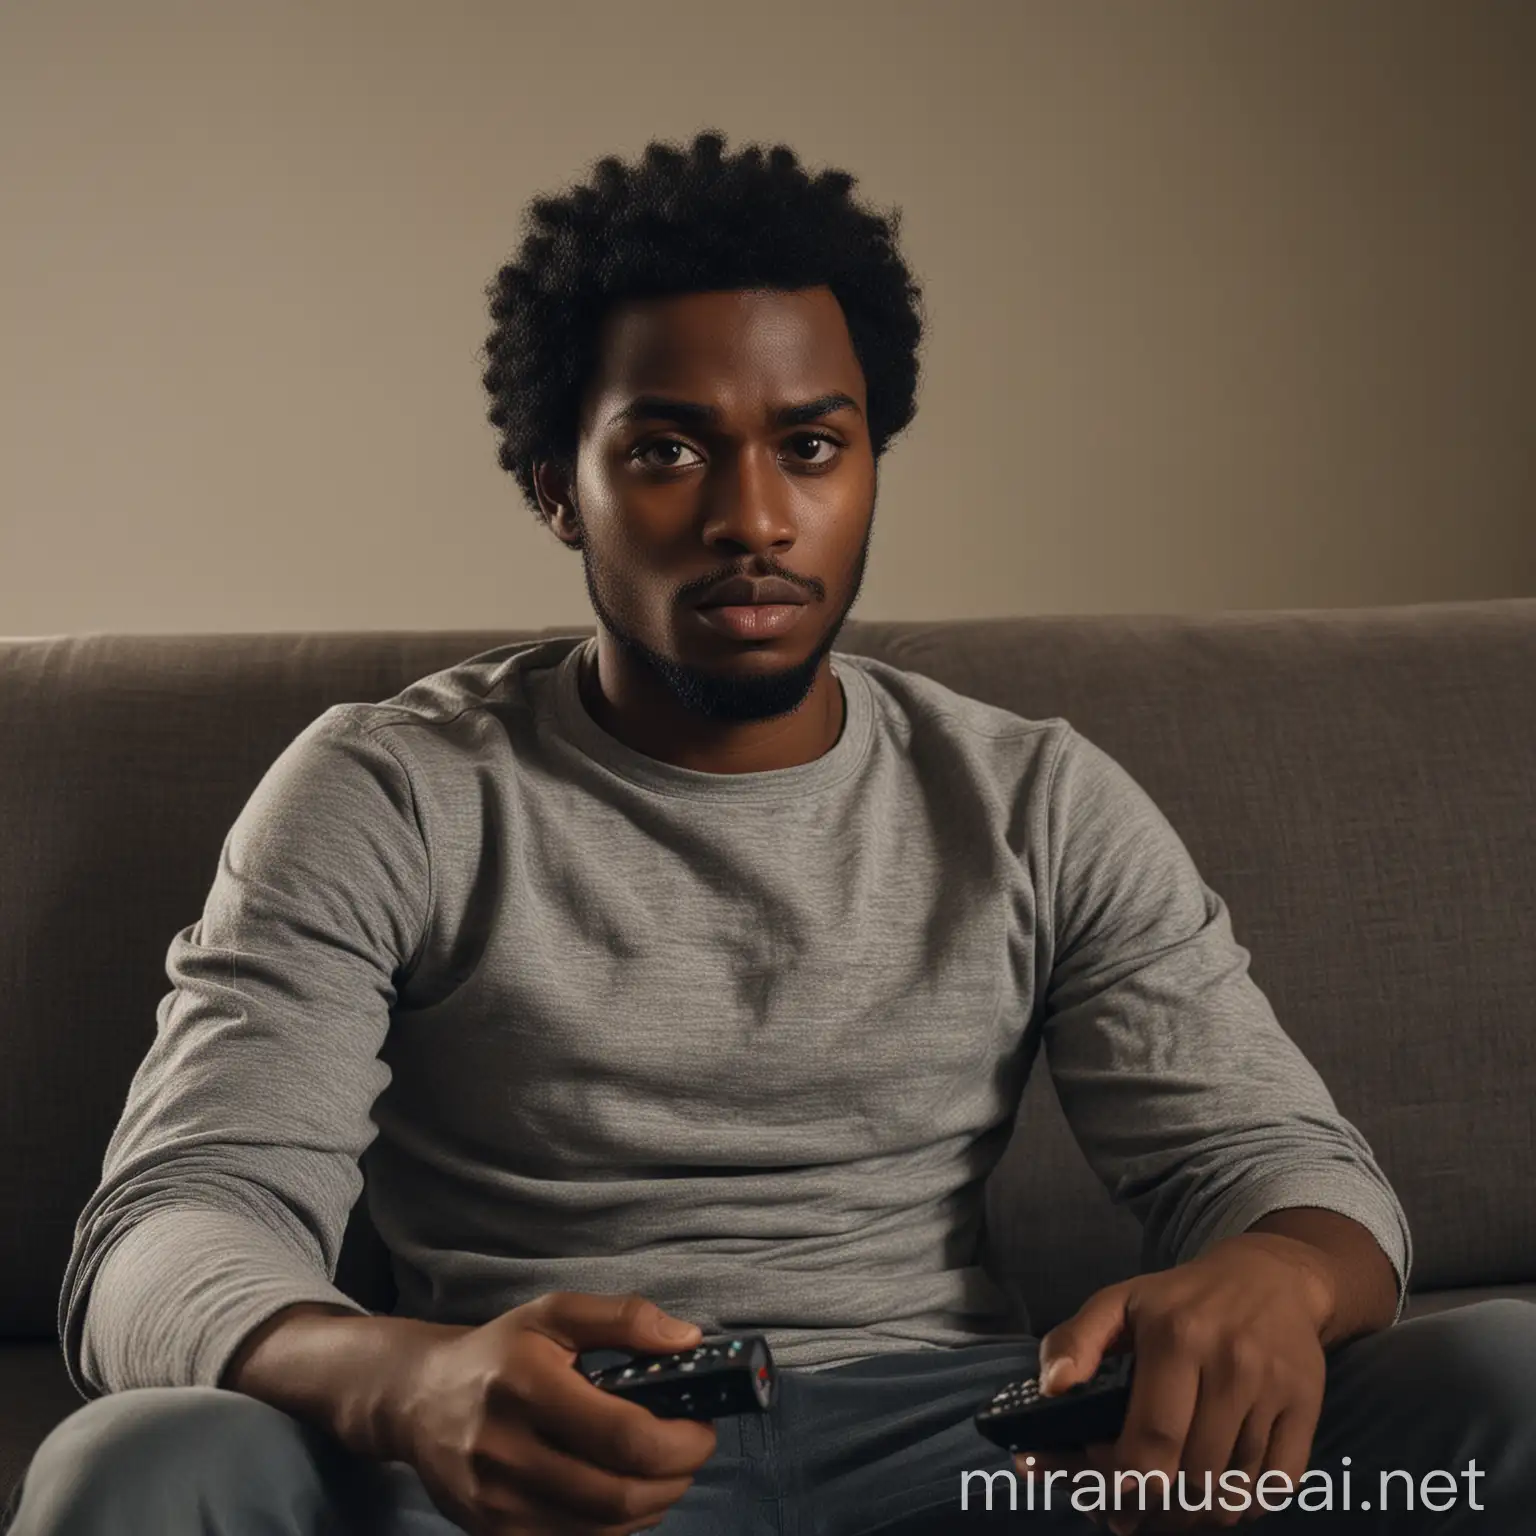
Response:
[8,1300,1535,1533]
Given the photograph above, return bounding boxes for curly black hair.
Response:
[481,129,925,526]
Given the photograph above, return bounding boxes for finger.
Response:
[1242,1403,1317,1524]
[521,1291,702,1357]
[470,1418,697,1528]
[505,1343,718,1480]
[1019,1448,1107,1529]
[1072,1440,1144,1535]
[1206,1400,1277,1529]
[1166,1358,1256,1531]
[1109,1341,1201,1531]
[1039,1283,1132,1394]
[1062,1441,1139,1536]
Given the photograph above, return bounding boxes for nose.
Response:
[699,443,796,557]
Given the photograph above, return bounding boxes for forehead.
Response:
[580,286,865,425]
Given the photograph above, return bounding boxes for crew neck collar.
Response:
[549,636,873,802]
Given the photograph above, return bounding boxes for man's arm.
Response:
[219,1302,460,1460]
[1025,731,1413,1523]
[1036,724,1411,1316]
[1244,1206,1399,1346]
[59,707,431,1399]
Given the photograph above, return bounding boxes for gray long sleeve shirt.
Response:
[60,635,1411,1396]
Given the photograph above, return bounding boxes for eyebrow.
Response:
[605,391,864,430]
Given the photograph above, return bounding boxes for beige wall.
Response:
[1,0,1531,637]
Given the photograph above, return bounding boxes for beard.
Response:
[575,504,874,725]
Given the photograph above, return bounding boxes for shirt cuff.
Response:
[68,1207,374,1397]
[1176,1169,1413,1326]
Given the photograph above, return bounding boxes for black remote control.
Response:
[974,1353,1135,1454]
[582,1333,776,1420]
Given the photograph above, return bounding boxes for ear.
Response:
[533,459,583,549]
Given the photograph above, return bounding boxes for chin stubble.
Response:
[574,510,872,726]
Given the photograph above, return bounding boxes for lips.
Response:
[694,602,808,640]
[690,574,808,609]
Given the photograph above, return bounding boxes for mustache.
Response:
[681,563,826,606]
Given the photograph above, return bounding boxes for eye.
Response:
[632,438,705,470]
[784,433,841,467]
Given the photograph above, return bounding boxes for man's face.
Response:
[540,285,877,723]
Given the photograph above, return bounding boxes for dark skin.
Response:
[1029,1208,1398,1533]
[532,284,1400,1532]
[532,285,874,775]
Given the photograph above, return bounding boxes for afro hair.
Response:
[481,129,925,526]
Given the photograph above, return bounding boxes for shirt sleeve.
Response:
[59,706,432,1397]
[1038,724,1412,1322]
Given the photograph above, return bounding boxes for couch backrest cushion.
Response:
[2,601,1532,1337]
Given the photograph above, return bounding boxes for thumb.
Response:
[523,1291,702,1356]
[1037,1284,1129,1396]
[625,1296,703,1349]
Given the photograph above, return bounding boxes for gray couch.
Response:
[2,601,1533,1501]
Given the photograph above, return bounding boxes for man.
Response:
[11,131,1534,1536]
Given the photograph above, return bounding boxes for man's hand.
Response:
[389,1291,717,1536]
[1017,1232,1341,1535]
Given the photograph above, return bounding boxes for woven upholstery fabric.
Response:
[0,1343,89,1510]
[1,600,1532,1350]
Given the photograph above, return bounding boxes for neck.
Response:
[578,635,845,774]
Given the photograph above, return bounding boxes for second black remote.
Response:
[974,1353,1135,1454]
